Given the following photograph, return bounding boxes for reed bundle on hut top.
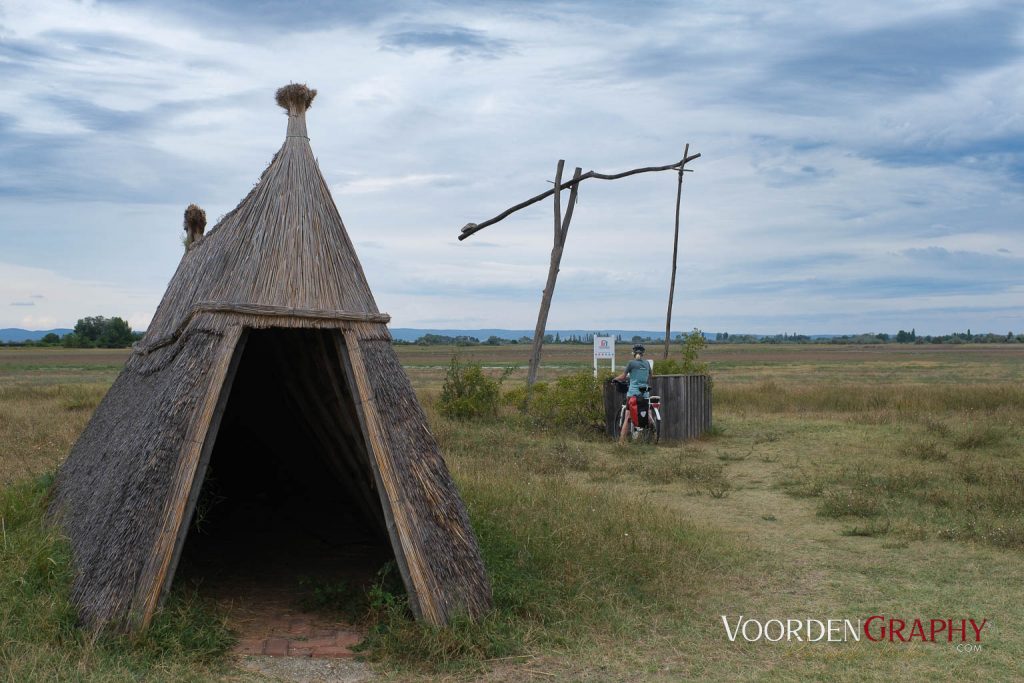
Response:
[49,83,492,632]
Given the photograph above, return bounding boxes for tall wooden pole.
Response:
[663,143,689,360]
[526,161,582,395]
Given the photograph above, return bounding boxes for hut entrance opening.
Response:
[172,327,394,612]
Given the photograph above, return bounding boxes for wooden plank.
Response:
[154,327,251,612]
[135,303,391,356]
[338,329,434,622]
[133,324,245,628]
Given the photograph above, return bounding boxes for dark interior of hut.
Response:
[173,328,395,614]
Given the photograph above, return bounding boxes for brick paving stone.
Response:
[296,636,338,649]
[310,645,356,659]
[311,628,338,638]
[223,601,366,660]
[288,618,312,636]
[234,638,266,656]
[287,644,313,657]
[335,631,362,648]
[263,637,289,657]
[268,618,292,633]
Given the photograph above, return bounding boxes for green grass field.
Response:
[1,343,1022,681]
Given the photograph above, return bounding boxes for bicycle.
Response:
[611,380,661,444]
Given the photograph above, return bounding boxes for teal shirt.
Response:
[625,359,651,396]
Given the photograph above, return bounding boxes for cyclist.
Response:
[612,343,654,444]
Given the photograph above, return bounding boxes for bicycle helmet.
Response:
[632,343,645,355]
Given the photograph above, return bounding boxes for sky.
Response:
[0,0,1021,335]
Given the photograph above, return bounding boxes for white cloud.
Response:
[334,173,457,195]
[0,262,161,330]
[0,0,1021,335]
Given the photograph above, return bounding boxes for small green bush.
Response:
[501,381,548,410]
[298,561,407,622]
[657,328,710,376]
[502,371,611,434]
[529,371,610,432]
[438,356,510,420]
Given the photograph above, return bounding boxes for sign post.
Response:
[593,335,615,377]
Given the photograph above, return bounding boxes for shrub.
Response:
[654,329,710,378]
[654,358,685,374]
[501,382,548,410]
[439,356,509,420]
[298,561,406,621]
[529,371,609,432]
[503,371,611,433]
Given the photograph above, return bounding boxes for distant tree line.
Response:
[395,332,628,346]
[10,320,1016,350]
[712,329,1022,344]
[391,329,1023,346]
[3,316,142,348]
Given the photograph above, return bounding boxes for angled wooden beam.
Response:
[525,163,582,392]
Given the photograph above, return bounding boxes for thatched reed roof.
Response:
[50,84,492,631]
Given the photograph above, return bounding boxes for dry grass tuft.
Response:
[953,422,1011,450]
[900,439,949,462]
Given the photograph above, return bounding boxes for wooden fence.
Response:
[603,374,712,442]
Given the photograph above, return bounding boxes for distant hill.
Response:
[0,328,73,343]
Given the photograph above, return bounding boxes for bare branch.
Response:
[458,152,701,240]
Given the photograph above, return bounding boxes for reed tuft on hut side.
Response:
[183,203,206,248]
[49,84,492,633]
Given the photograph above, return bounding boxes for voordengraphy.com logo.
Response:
[721,615,988,643]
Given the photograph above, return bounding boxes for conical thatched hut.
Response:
[49,84,492,631]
